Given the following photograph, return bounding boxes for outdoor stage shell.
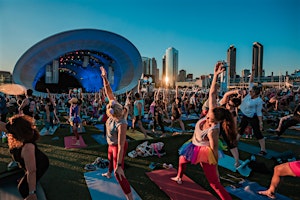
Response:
[12,29,142,95]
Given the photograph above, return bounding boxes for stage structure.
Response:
[12,29,142,95]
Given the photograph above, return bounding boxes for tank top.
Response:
[106,118,127,145]
[192,117,219,146]
[10,143,49,172]
[133,99,144,117]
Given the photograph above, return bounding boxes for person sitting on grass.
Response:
[258,160,300,199]
[100,66,133,200]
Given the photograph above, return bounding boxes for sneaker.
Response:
[7,161,19,171]
[258,151,267,156]
[72,140,80,146]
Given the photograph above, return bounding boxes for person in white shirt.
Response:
[237,68,267,156]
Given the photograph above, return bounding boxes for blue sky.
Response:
[0,0,299,77]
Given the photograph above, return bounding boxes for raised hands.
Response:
[100,66,107,78]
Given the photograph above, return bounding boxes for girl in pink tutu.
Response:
[171,62,236,200]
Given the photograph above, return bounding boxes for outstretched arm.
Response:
[209,62,225,110]
[100,66,115,101]
[219,89,239,105]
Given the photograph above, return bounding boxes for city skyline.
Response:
[1,0,299,77]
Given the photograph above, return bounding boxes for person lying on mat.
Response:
[171,61,236,200]
[0,114,49,200]
[100,66,133,200]
[258,160,300,199]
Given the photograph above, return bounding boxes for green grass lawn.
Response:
[1,120,300,200]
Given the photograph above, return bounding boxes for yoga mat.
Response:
[238,142,280,159]
[126,130,152,140]
[187,123,196,128]
[225,179,291,200]
[70,125,86,133]
[181,114,199,120]
[0,170,46,200]
[91,134,107,145]
[95,124,105,132]
[218,154,252,177]
[39,125,59,136]
[163,126,183,133]
[64,135,87,149]
[84,168,141,200]
[146,168,217,200]
[265,135,300,146]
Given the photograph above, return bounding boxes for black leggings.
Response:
[153,115,165,133]
[239,115,264,140]
[18,151,49,198]
[278,117,300,136]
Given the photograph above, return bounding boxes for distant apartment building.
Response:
[162,47,178,88]
[227,45,236,78]
[0,71,12,84]
[186,73,193,81]
[142,57,158,84]
[241,69,250,78]
[178,69,186,82]
[252,42,263,81]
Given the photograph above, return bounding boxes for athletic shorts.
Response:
[289,160,300,177]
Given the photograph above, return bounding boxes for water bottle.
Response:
[2,132,7,143]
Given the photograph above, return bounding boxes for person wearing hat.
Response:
[0,114,49,200]
[69,97,81,145]
[100,66,133,200]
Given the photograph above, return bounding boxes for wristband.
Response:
[117,163,122,167]
[29,190,36,195]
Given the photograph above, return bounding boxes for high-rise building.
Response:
[227,45,236,78]
[252,42,263,80]
[163,47,178,88]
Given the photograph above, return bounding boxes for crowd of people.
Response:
[0,62,299,200]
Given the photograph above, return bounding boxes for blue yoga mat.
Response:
[238,142,281,159]
[226,179,291,200]
[218,154,252,177]
[91,134,107,145]
[84,168,141,200]
[95,124,105,132]
[265,135,300,146]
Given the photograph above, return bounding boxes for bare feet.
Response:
[170,176,182,184]
[102,172,112,179]
[258,190,275,199]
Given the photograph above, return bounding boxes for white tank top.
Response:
[192,117,219,146]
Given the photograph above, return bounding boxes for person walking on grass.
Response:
[171,62,236,200]
[100,66,133,200]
